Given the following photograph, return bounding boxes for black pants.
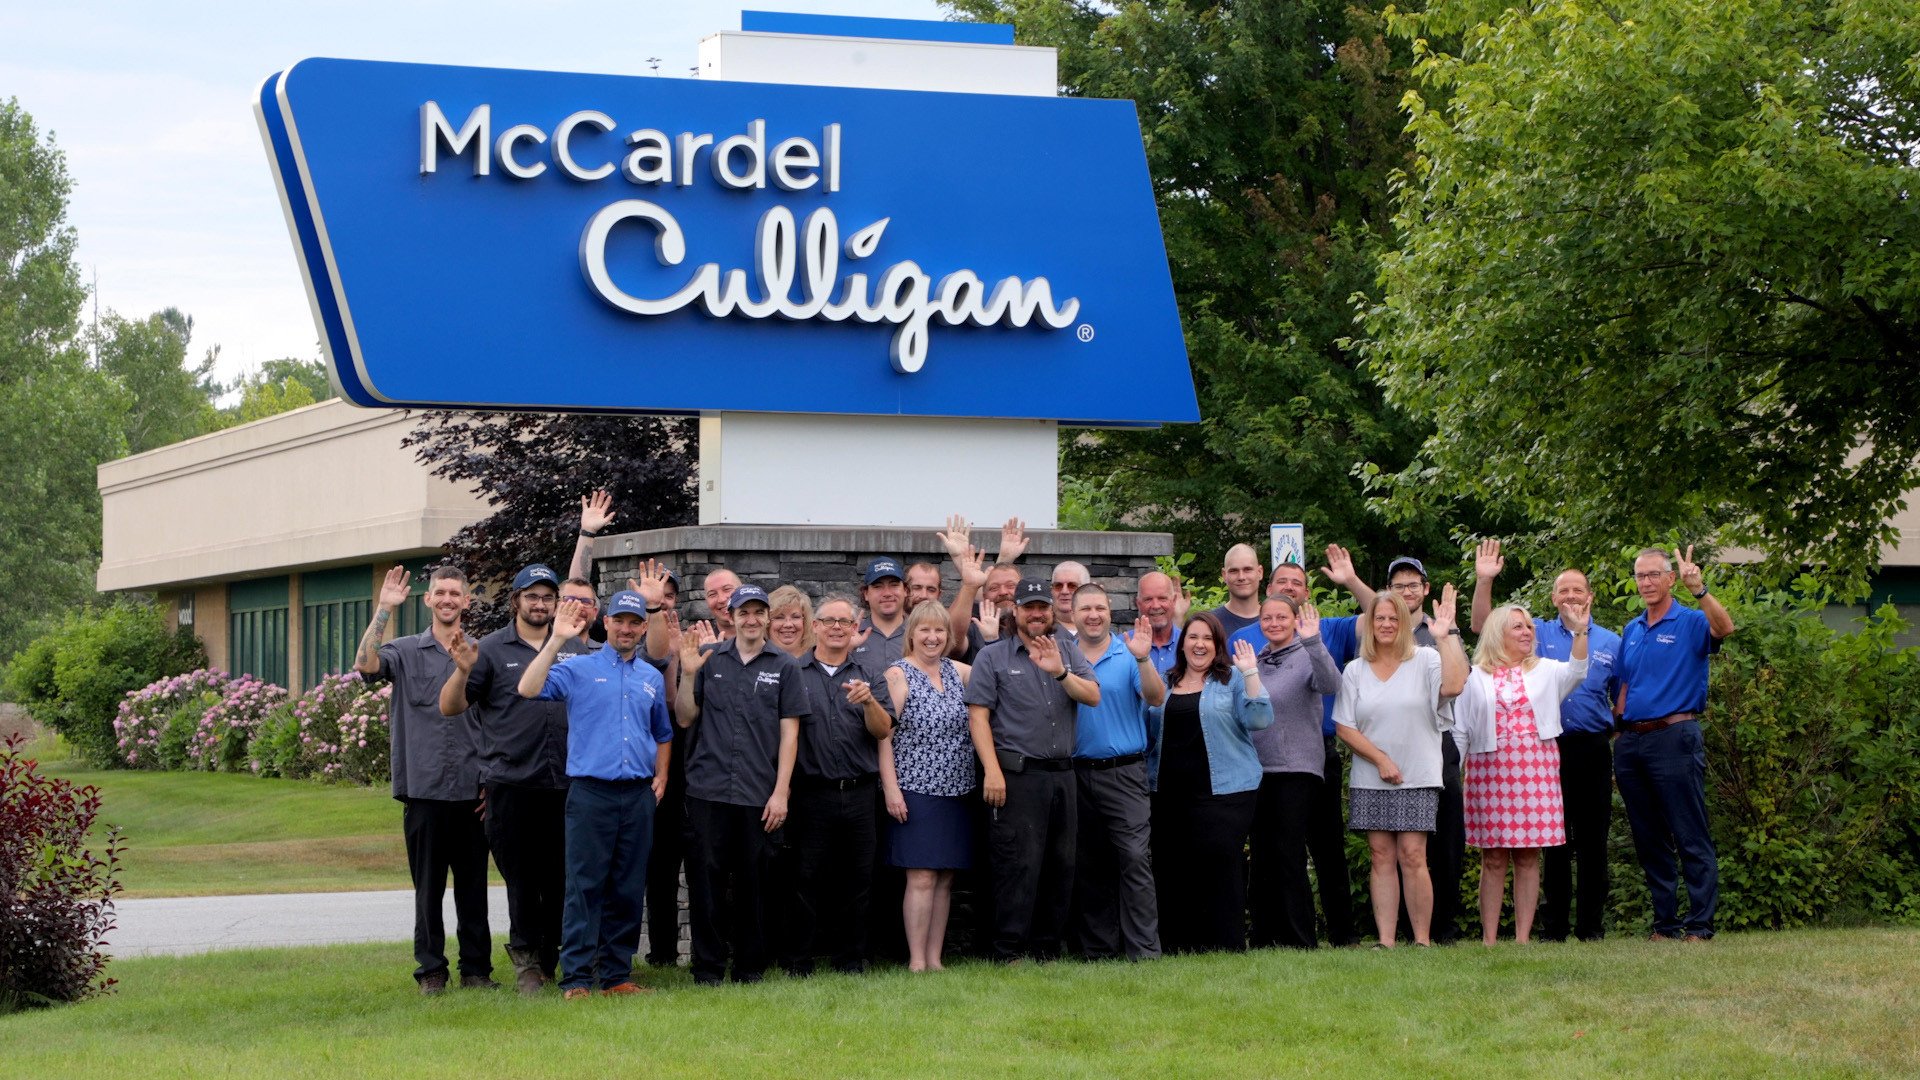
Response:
[1249,772,1320,949]
[1400,737,1465,943]
[401,797,491,981]
[1309,737,1358,946]
[785,780,878,974]
[1152,786,1258,953]
[988,767,1077,961]
[644,728,689,965]
[684,795,777,984]
[1072,760,1159,960]
[484,783,566,977]
[1541,731,1613,941]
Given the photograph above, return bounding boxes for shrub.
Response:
[248,703,307,780]
[7,605,206,767]
[112,669,229,770]
[194,676,287,773]
[291,673,391,786]
[0,735,121,1012]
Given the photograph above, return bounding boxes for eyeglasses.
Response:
[559,596,596,607]
[1632,571,1671,581]
[521,594,558,606]
[1388,582,1426,593]
[816,617,858,628]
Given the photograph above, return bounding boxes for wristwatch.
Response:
[1692,586,1709,599]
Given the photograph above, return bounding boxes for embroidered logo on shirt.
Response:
[1656,633,1678,645]
[755,671,782,689]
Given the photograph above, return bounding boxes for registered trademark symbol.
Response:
[1076,324,1095,343]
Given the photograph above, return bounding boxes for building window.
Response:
[228,576,290,688]
[301,566,376,684]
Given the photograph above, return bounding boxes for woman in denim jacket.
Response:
[1146,611,1272,952]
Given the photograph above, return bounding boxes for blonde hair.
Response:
[767,584,815,651]
[1474,604,1541,673]
[1358,593,1417,663]
[904,600,951,647]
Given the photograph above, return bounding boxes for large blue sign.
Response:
[257,58,1197,425]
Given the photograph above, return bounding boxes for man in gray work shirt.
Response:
[966,579,1101,962]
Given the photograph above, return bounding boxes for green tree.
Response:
[92,306,221,453]
[223,357,334,425]
[0,99,127,661]
[1361,0,1920,596]
[948,0,1458,575]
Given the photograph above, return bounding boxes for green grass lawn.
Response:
[2,929,1915,1078]
[43,759,425,897]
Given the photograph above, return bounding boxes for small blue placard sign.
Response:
[257,58,1196,424]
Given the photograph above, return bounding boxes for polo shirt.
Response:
[1073,634,1151,759]
[1127,623,1182,678]
[851,618,906,669]
[687,639,811,807]
[464,623,590,789]
[1619,602,1719,722]
[793,649,885,780]
[964,630,1094,761]
[1230,613,1359,737]
[1532,617,1622,733]
[533,643,672,781]
[373,630,481,802]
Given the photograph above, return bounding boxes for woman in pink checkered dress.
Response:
[1454,601,1591,945]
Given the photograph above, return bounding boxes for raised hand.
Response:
[377,565,412,610]
[974,599,1004,642]
[1298,602,1321,640]
[998,517,1029,565]
[663,609,685,657]
[628,559,670,606]
[690,620,718,649]
[553,600,590,641]
[1557,596,1592,629]
[1676,545,1705,593]
[844,678,875,707]
[679,619,713,673]
[1027,632,1065,676]
[1126,614,1153,659]
[1231,638,1259,675]
[1321,544,1358,587]
[957,544,988,589]
[937,513,972,562]
[580,489,616,534]
[1173,577,1192,624]
[1429,582,1460,636]
[1474,538,1504,581]
[449,631,479,672]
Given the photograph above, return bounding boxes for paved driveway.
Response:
[107,887,511,957]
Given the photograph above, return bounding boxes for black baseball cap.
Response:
[1014,579,1052,607]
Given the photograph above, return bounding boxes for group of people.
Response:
[355,494,1735,998]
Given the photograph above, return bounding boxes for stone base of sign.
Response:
[590,524,1174,623]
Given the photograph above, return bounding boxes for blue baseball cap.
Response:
[512,563,560,591]
[864,557,904,585]
[729,584,771,610]
[1386,556,1427,580]
[605,590,649,619]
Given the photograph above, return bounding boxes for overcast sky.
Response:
[0,1,947,387]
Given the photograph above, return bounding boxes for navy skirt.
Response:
[887,790,973,870]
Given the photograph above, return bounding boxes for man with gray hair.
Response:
[1616,545,1735,942]
[1050,561,1091,634]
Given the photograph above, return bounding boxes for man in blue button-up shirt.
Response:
[1615,545,1736,942]
[519,590,672,999]
[1471,540,1622,942]
[1072,584,1166,961]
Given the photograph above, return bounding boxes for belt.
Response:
[1620,712,1698,735]
[796,773,878,791]
[1076,752,1146,771]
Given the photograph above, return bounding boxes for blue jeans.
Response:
[560,778,656,990]
[1614,720,1719,937]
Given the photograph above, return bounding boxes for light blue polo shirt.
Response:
[1074,634,1151,759]
[1619,602,1720,722]
[535,645,673,781]
[1533,617,1621,733]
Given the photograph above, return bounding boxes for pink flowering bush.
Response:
[189,676,288,773]
[112,670,228,770]
[284,673,391,786]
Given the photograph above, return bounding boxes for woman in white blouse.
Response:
[1333,585,1469,947]
[1453,602,1590,944]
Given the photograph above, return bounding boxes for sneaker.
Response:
[600,982,654,997]
[459,975,501,990]
[418,972,449,995]
[562,987,594,1001]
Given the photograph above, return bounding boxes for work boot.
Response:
[418,972,449,996]
[506,946,544,996]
